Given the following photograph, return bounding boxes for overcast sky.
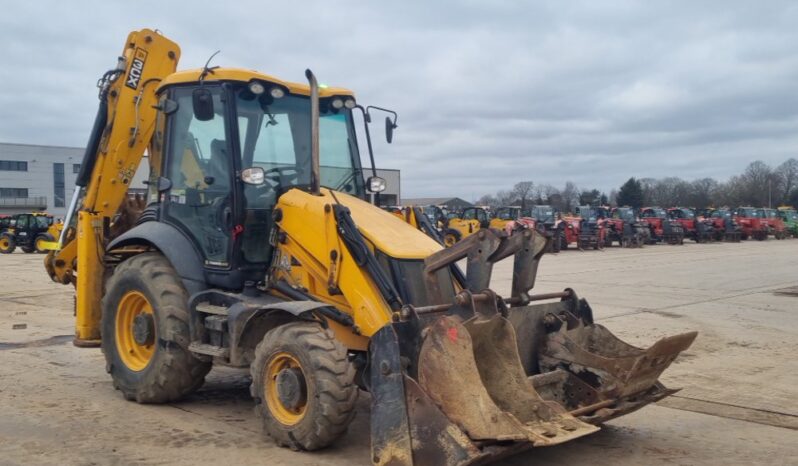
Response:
[2,1,797,200]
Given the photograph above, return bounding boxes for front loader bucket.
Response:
[369,228,697,465]
[418,315,597,445]
[370,314,598,466]
[539,321,697,400]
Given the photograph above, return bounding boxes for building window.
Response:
[0,188,28,198]
[53,163,65,207]
[73,163,81,174]
[0,160,28,171]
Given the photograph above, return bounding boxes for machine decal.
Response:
[125,48,148,90]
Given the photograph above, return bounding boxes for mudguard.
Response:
[107,221,205,294]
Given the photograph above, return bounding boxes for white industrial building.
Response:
[0,142,399,219]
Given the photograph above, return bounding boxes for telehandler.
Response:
[442,206,491,246]
[45,29,696,466]
[0,212,59,253]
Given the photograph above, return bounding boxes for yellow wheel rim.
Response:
[0,238,9,249]
[444,234,456,247]
[265,352,308,425]
[115,290,156,371]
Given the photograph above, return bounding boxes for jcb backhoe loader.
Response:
[45,29,696,466]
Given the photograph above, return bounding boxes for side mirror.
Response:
[241,167,265,185]
[192,88,215,121]
[385,117,397,144]
[367,176,386,193]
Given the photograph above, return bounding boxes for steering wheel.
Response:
[258,167,302,189]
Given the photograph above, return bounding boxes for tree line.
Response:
[475,158,798,212]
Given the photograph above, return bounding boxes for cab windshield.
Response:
[643,208,667,218]
[616,208,635,221]
[711,210,732,219]
[235,88,365,196]
[781,209,798,221]
[531,206,555,222]
[737,208,759,217]
[495,208,518,220]
[763,209,779,219]
[33,216,50,229]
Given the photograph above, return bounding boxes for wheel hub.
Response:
[132,313,155,346]
[275,367,307,410]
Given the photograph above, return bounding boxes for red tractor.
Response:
[762,208,788,240]
[639,207,685,244]
[529,205,566,252]
[605,207,649,247]
[700,208,741,242]
[667,207,714,243]
[490,206,537,234]
[733,207,769,240]
[569,205,607,250]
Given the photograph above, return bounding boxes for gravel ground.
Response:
[0,239,796,465]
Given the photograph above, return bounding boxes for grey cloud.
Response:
[1,1,797,200]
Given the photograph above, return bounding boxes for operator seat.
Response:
[208,139,230,191]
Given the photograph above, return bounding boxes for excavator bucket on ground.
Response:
[370,228,697,466]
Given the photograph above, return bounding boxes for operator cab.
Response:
[148,70,376,288]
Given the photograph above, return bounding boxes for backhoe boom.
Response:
[46,29,180,344]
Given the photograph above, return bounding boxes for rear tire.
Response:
[250,322,357,451]
[101,252,211,403]
[0,234,14,254]
[558,230,568,250]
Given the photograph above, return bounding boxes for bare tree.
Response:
[561,181,579,213]
[511,181,534,209]
[777,158,798,205]
[476,194,498,208]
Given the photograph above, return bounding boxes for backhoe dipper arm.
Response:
[46,29,181,345]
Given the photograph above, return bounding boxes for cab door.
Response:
[162,85,235,269]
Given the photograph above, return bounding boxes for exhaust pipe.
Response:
[305,69,321,195]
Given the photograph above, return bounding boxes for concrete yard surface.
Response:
[1,240,797,465]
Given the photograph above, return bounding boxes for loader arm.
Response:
[45,29,181,344]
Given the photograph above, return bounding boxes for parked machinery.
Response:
[777,207,798,237]
[489,206,537,234]
[572,206,607,250]
[762,208,788,240]
[605,207,648,247]
[639,207,685,245]
[733,207,769,240]
[703,209,742,242]
[420,205,449,233]
[556,211,583,250]
[667,207,714,243]
[0,212,58,254]
[529,204,564,252]
[442,206,490,246]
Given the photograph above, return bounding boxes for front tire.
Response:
[34,234,53,253]
[0,234,15,254]
[442,229,461,247]
[101,252,211,403]
[250,322,357,451]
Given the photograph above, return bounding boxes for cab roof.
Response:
[158,68,355,98]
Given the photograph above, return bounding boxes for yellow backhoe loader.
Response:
[45,29,696,465]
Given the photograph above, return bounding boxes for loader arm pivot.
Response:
[45,29,180,344]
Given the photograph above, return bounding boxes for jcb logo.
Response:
[125,48,148,90]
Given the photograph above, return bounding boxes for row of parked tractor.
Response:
[0,212,62,254]
[385,204,798,252]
